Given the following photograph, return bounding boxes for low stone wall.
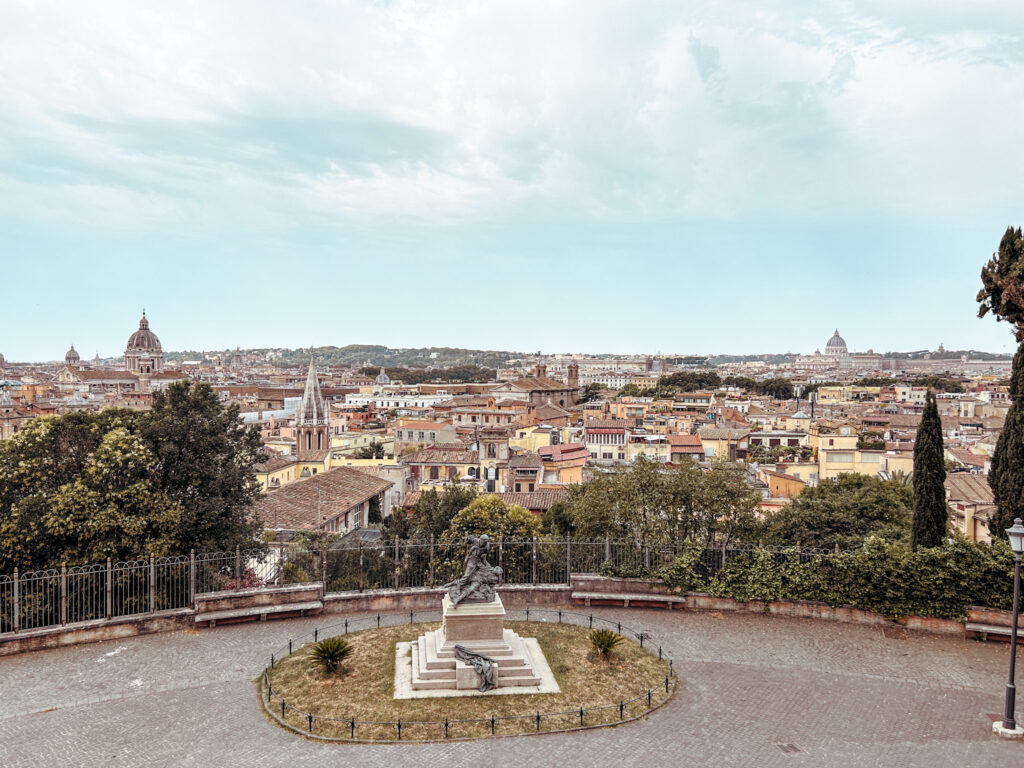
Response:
[0,609,193,657]
[195,583,323,613]
[321,584,572,615]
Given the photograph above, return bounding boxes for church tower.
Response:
[567,360,579,391]
[296,358,329,460]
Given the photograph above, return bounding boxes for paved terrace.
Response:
[1,607,1021,767]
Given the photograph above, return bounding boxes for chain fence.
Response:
[260,607,677,742]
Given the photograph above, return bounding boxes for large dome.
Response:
[127,312,162,352]
[65,345,80,364]
[824,329,848,356]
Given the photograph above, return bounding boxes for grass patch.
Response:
[262,620,674,740]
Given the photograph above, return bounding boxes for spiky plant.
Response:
[311,636,353,674]
[589,629,624,659]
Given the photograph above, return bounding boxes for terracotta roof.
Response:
[400,449,479,465]
[538,443,589,461]
[508,454,543,469]
[667,434,703,447]
[509,376,571,392]
[495,488,567,511]
[585,418,633,429]
[946,447,987,468]
[945,474,994,504]
[255,454,297,473]
[255,466,393,531]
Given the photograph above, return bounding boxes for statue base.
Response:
[406,594,547,693]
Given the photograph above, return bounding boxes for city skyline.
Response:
[3,2,1024,357]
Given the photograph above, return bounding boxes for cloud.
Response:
[0,0,1023,233]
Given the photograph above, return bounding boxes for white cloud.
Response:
[1,0,1023,231]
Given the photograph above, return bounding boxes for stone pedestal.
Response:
[409,594,543,691]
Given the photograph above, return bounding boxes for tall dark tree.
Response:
[978,226,1024,539]
[911,390,948,549]
[141,381,265,553]
[989,345,1024,535]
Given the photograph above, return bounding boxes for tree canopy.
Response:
[911,390,949,549]
[763,474,912,551]
[978,225,1024,340]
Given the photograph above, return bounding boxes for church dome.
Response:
[0,352,5,364]
[127,312,162,352]
[375,367,391,385]
[824,329,848,356]
[65,345,80,364]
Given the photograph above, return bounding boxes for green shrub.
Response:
[311,636,353,674]
[589,628,624,659]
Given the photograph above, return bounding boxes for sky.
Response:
[2,0,1024,361]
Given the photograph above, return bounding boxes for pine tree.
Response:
[911,390,948,549]
[989,345,1024,536]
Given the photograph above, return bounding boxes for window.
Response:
[429,466,439,480]
[528,483,534,492]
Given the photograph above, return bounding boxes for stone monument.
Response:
[400,535,555,695]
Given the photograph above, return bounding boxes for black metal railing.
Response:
[260,608,677,742]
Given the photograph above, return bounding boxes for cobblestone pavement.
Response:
[2,607,1022,767]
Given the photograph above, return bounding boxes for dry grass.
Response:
[262,620,674,741]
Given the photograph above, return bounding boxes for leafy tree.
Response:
[763,474,912,551]
[353,441,386,459]
[141,381,265,554]
[409,484,478,541]
[0,417,179,571]
[576,383,606,404]
[442,495,540,543]
[911,390,949,549]
[541,498,576,536]
[978,226,1024,340]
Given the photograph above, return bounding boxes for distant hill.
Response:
[164,344,521,369]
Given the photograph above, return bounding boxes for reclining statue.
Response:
[444,534,502,607]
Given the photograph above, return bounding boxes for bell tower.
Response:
[296,358,329,460]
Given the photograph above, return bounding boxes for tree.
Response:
[978,226,1024,538]
[0,417,179,571]
[575,383,605,404]
[911,391,948,549]
[409,484,478,540]
[763,474,912,551]
[141,381,265,553]
[990,345,1024,535]
[353,441,386,459]
[442,495,540,543]
[978,226,1024,340]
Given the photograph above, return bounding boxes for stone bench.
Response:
[571,591,685,609]
[965,622,1023,643]
[195,600,323,627]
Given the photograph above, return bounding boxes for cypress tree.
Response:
[911,390,948,549]
[989,344,1024,536]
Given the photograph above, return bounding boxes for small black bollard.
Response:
[349,719,355,739]
[444,718,449,738]
[669,659,674,677]
[589,614,593,629]
[288,639,292,655]
[558,610,562,623]
[526,607,530,621]
[315,628,318,642]
[281,700,286,718]
[397,720,402,740]
[665,676,669,693]
[535,712,540,731]
[647,689,652,707]
[271,653,275,668]
[658,645,662,660]
[619,701,624,720]
[409,610,413,624]
[639,633,644,648]
[344,619,348,634]
[617,622,621,634]
[490,715,495,735]
[578,707,584,726]
[308,713,313,733]
[376,613,380,628]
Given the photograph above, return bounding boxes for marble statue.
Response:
[444,534,502,607]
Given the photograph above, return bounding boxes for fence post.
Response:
[605,533,610,562]
[189,550,196,609]
[498,535,504,585]
[321,547,328,597]
[429,534,435,587]
[234,545,241,591]
[106,557,112,619]
[532,537,537,586]
[12,567,19,633]
[60,562,67,626]
[149,553,156,614]
[566,537,572,586]
[359,542,364,592]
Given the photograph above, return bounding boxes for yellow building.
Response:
[817,448,884,481]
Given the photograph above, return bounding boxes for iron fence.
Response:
[0,538,850,636]
[260,608,677,742]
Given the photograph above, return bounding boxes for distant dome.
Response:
[824,329,848,356]
[65,345,80,364]
[0,352,5,364]
[127,312,162,352]
[375,367,391,385]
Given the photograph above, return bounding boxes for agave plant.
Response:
[311,636,353,674]
[589,628,624,659]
